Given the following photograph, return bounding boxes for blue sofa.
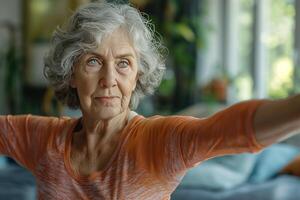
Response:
[171,143,300,200]
[172,175,300,200]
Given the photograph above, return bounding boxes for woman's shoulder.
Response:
[130,112,198,129]
[2,114,79,134]
[3,114,74,120]
[138,113,197,122]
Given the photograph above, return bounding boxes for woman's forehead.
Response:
[96,28,133,45]
[90,29,137,58]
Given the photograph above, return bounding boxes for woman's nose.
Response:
[99,65,117,88]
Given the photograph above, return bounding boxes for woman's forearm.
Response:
[254,94,300,146]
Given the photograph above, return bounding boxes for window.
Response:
[266,0,295,98]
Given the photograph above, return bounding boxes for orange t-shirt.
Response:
[0,100,265,199]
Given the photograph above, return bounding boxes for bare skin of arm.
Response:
[254,94,300,146]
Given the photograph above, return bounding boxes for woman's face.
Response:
[71,29,138,120]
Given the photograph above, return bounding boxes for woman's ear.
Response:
[70,75,77,88]
[132,74,139,91]
[69,65,78,88]
[70,78,76,88]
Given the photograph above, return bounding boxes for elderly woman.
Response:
[0,1,300,199]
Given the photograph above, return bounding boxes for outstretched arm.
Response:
[0,115,63,171]
[254,94,300,146]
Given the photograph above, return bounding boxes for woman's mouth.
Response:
[94,96,119,105]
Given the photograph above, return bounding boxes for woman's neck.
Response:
[79,109,130,155]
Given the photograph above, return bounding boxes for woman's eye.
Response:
[85,57,102,72]
[118,60,129,68]
[87,58,101,66]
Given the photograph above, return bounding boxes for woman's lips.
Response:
[94,96,119,105]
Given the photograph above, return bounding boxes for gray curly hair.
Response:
[44,0,166,110]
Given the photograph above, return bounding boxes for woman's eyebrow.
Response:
[85,52,103,58]
[115,53,135,59]
[86,51,136,59]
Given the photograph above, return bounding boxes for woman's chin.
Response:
[92,107,123,120]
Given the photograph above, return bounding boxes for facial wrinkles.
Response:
[98,57,127,104]
[97,41,137,107]
[73,29,138,122]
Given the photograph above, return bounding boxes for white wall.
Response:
[0,0,21,25]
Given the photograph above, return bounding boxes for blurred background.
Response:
[1,0,300,199]
[0,0,299,117]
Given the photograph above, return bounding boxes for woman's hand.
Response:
[280,155,300,177]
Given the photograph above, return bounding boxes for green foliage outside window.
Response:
[267,0,295,98]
